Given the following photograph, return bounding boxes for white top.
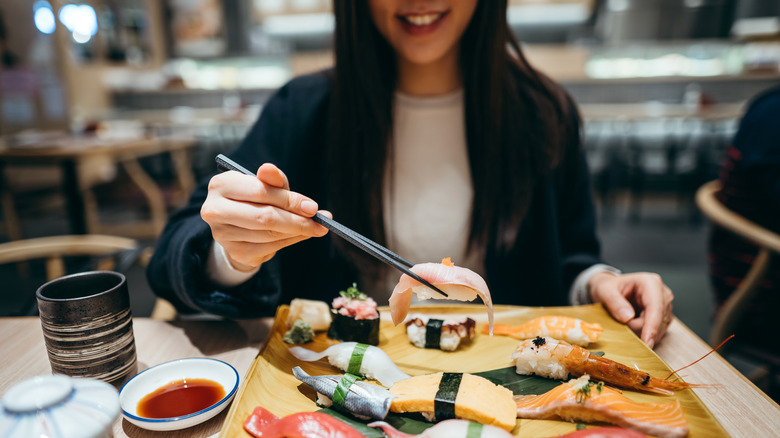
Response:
[372,88,483,299]
[206,89,615,304]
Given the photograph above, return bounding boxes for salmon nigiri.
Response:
[514,375,689,438]
[389,258,494,335]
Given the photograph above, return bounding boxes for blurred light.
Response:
[262,13,333,37]
[684,0,704,8]
[33,1,56,34]
[58,4,98,43]
[72,31,91,44]
[607,0,630,12]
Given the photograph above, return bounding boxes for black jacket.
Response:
[147,71,603,318]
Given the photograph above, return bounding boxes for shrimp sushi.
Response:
[288,342,410,387]
[510,337,698,396]
[405,314,476,351]
[485,316,603,346]
[390,258,494,335]
[514,375,689,438]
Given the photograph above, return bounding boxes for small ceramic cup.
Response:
[36,271,137,386]
[0,375,120,438]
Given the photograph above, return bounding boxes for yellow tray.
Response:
[220,304,728,437]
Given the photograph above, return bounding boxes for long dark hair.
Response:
[327,0,577,272]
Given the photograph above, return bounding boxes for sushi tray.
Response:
[220,304,728,437]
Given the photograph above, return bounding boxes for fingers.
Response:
[257,162,289,190]
[592,271,675,349]
[202,166,330,270]
[593,279,635,324]
[208,169,318,218]
[204,199,327,238]
[255,164,322,217]
[222,235,312,268]
[622,273,673,349]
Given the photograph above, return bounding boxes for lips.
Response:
[403,12,444,26]
[397,11,449,36]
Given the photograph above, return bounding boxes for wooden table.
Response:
[0,316,777,437]
[0,134,196,239]
[0,317,270,437]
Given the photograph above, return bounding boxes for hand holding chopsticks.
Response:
[215,154,448,297]
[201,157,327,272]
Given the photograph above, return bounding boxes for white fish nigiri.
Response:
[368,420,514,438]
[389,258,494,335]
[288,342,410,387]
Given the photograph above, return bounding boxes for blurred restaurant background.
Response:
[1,0,778,397]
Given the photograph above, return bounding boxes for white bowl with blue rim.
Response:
[0,375,120,438]
[118,358,239,432]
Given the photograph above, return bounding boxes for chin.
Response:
[398,45,452,67]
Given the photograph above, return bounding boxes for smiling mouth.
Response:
[399,11,448,27]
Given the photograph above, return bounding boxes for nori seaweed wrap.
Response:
[327,283,380,345]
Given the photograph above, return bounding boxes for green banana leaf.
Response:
[318,351,603,436]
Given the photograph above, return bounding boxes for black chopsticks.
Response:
[215,154,448,298]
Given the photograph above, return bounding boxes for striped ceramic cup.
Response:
[36,271,137,387]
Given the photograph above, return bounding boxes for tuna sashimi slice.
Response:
[243,406,364,437]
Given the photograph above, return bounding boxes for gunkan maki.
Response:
[327,283,380,345]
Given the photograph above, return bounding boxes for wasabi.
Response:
[284,319,315,344]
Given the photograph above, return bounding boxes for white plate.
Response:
[119,358,239,431]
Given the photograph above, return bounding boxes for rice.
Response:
[326,347,353,371]
[510,337,570,380]
[406,323,462,351]
[404,314,475,352]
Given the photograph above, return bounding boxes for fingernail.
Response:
[617,308,634,322]
[301,200,317,215]
[646,339,655,349]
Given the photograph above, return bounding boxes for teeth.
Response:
[405,13,441,26]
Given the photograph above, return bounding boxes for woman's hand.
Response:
[587,272,674,349]
[201,163,329,271]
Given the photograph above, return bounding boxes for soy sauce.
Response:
[137,378,225,418]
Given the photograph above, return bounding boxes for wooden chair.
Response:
[695,180,780,395]
[0,234,176,320]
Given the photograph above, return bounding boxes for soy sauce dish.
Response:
[119,358,239,431]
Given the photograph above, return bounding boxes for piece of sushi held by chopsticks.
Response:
[485,316,603,346]
[288,342,410,387]
[389,372,516,432]
[405,314,476,351]
[514,375,689,438]
[389,258,494,335]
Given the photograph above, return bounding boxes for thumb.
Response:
[593,280,635,323]
[256,163,289,190]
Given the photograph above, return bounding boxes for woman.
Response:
[707,86,780,356]
[148,0,674,348]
